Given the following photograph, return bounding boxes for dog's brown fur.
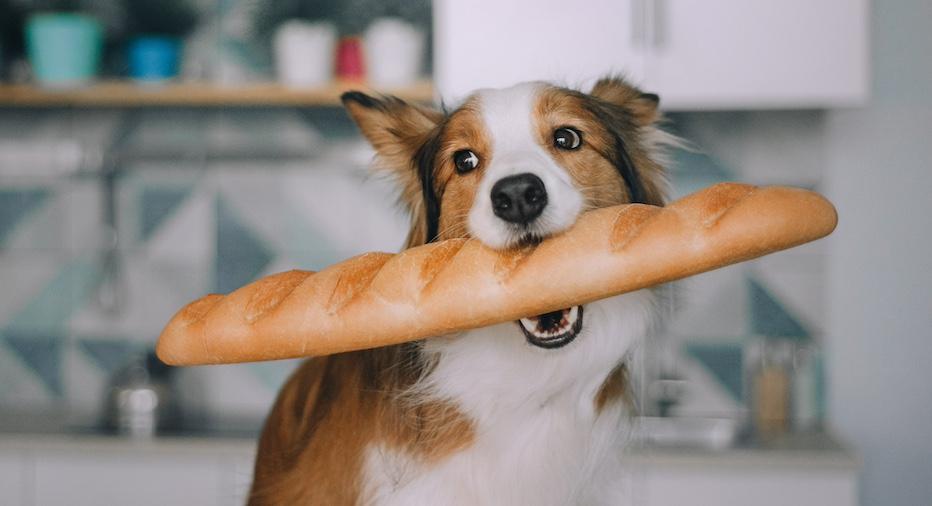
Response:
[249,346,475,504]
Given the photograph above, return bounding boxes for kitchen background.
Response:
[0,0,930,505]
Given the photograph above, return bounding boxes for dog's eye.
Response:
[554,127,582,150]
[453,150,480,173]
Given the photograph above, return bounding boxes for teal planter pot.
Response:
[128,36,182,83]
[26,14,103,88]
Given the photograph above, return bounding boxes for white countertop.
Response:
[0,428,859,471]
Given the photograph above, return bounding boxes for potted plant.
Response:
[122,0,198,84]
[0,0,25,79]
[23,0,104,88]
[257,0,339,88]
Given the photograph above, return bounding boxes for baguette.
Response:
[156,183,837,365]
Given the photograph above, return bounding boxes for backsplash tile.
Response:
[0,111,829,428]
[78,338,144,377]
[748,278,811,339]
[0,188,49,245]
[215,195,276,293]
[139,187,192,242]
[2,331,65,397]
[684,342,745,402]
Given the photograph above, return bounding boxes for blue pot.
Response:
[128,36,183,83]
[26,14,103,88]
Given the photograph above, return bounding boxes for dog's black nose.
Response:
[491,173,548,224]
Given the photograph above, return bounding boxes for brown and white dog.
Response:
[249,76,673,505]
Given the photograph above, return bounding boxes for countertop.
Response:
[626,432,860,470]
[1,425,859,471]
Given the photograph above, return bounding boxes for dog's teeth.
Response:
[567,306,579,325]
[519,318,537,333]
[517,306,584,348]
[519,306,582,341]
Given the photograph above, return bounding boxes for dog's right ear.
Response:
[342,92,444,246]
[342,91,442,184]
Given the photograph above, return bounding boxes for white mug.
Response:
[274,20,338,88]
[364,18,425,88]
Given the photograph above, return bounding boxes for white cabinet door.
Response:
[33,451,225,506]
[644,0,869,109]
[0,453,27,506]
[434,0,646,101]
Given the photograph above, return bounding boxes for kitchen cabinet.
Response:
[1,434,256,506]
[0,452,27,506]
[433,0,646,99]
[433,0,869,109]
[34,453,225,506]
[644,0,868,109]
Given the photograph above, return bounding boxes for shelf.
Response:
[0,80,435,107]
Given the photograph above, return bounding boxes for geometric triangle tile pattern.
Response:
[7,258,101,333]
[668,148,733,199]
[748,277,811,340]
[684,342,745,402]
[77,338,142,376]
[139,186,192,242]
[0,188,49,245]
[215,195,275,293]
[246,360,302,391]
[2,332,64,396]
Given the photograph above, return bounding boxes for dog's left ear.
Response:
[590,77,661,127]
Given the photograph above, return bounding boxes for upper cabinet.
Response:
[433,0,869,109]
[433,0,647,101]
[642,0,869,109]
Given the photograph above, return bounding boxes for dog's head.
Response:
[343,77,668,247]
[343,77,670,350]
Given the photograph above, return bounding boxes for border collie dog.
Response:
[249,76,673,505]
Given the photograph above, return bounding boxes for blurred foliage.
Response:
[254,0,430,36]
[0,0,27,55]
[0,0,433,76]
[252,0,340,36]
[6,0,128,38]
[16,0,84,11]
[122,0,200,36]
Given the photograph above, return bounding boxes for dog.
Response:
[248,76,673,505]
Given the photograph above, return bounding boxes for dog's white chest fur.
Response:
[362,392,628,505]
[361,291,656,505]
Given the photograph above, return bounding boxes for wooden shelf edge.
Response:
[0,80,435,107]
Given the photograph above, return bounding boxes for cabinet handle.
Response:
[631,0,645,47]
[647,0,665,48]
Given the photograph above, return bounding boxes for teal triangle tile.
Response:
[280,211,344,269]
[685,343,744,402]
[139,187,191,242]
[215,196,275,293]
[671,148,735,180]
[78,338,141,376]
[748,278,811,340]
[670,149,736,199]
[247,360,300,391]
[8,258,101,332]
[287,249,344,272]
[2,332,64,396]
[0,189,48,245]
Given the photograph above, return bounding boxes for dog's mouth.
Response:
[517,305,583,349]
